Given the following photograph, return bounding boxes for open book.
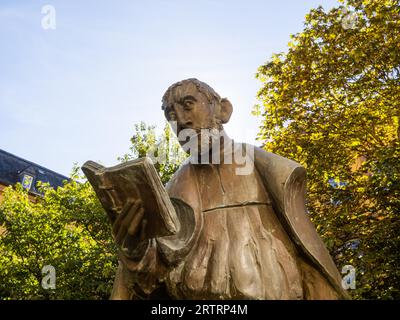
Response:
[82,157,179,238]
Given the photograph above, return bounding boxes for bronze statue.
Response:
[85,78,349,300]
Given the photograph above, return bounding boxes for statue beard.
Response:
[179,118,224,161]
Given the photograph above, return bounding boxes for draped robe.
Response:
[111,142,349,300]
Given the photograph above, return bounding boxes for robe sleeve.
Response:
[253,145,350,299]
[110,162,202,299]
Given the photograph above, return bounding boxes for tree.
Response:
[255,0,400,299]
[118,121,187,185]
[0,122,185,299]
[0,169,117,299]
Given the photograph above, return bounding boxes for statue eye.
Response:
[184,100,193,110]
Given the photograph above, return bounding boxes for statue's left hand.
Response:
[111,199,147,251]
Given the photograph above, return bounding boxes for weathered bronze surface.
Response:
[84,78,349,300]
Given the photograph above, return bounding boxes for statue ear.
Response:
[219,98,233,124]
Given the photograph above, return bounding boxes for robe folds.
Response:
[111,143,349,300]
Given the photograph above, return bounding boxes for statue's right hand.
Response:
[111,199,146,250]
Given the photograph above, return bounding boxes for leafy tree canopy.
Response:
[255,0,400,299]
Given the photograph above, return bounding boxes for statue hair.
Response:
[161,78,221,110]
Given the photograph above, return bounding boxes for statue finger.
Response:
[122,199,142,228]
[140,218,148,241]
[112,219,122,237]
[115,224,127,246]
[127,207,145,235]
[112,198,137,235]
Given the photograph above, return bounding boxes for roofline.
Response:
[0,148,70,181]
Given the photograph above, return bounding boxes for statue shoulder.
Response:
[251,145,304,171]
[165,160,193,194]
[165,161,201,212]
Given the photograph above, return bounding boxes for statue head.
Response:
[161,79,233,141]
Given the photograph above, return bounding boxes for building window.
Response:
[22,174,34,191]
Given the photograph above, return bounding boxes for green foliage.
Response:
[0,122,184,299]
[118,121,187,185]
[256,0,400,299]
[0,172,117,299]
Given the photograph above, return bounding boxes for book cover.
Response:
[82,157,179,238]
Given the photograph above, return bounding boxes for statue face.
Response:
[163,83,218,136]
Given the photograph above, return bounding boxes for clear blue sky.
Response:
[0,0,339,176]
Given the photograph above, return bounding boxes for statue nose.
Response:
[175,111,192,129]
